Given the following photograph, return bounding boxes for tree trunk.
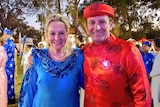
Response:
[74,0,80,35]
[57,0,61,14]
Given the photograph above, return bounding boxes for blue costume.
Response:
[18,48,84,107]
[141,51,156,76]
[140,41,156,77]
[3,38,15,102]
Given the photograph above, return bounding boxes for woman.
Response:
[2,28,16,104]
[0,37,8,107]
[18,14,84,107]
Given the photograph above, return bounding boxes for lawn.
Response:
[8,54,23,107]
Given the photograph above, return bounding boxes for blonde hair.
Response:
[45,14,73,56]
[45,14,70,33]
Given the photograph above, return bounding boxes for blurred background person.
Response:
[140,41,156,83]
[150,38,160,107]
[2,28,16,104]
[21,44,33,75]
[0,37,8,107]
[76,34,86,48]
[38,41,47,48]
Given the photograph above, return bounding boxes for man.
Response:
[82,3,151,107]
[140,41,156,82]
[2,28,16,104]
[150,38,160,107]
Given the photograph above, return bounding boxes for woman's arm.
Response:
[18,65,38,107]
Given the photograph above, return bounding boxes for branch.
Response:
[77,0,80,4]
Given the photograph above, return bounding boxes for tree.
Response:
[65,0,81,35]
[33,0,66,39]
[33,0,83,35]
[0,0,36,31]
[79,0,160,39]
[0,0,42,42]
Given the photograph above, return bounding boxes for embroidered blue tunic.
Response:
[18,48,84,107]
[3,38,15,100]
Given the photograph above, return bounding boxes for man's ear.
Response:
[85,21,89,36]
[110,20,115,31]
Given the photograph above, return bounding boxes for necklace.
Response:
[49,48,66,61]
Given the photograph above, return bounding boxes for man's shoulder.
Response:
[148,51,156,57]
[115,37,134,49]
[116,37,131,44]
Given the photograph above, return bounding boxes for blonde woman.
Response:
[0,37,8,107]
[18,14,84,107]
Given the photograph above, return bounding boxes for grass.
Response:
[8,54,23,107]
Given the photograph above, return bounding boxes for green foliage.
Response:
[146,30,160,39]
[0,0,40,37]
[131,31,146,40]
[79,0,160,39]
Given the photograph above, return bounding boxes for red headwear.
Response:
[83,3,114,19]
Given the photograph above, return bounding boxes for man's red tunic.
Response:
[82,35,151,107]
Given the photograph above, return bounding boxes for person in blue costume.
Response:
[18,14,84,107]
[140,41,156,82]
[2,28,16,104]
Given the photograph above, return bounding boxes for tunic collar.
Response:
[32,48,79,78]
[91,34,116,46]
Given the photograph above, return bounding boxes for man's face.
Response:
[86,15,113,44]
[2,33,10,40]
[141,44,150,53]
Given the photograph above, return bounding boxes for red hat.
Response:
[83,3,114,19]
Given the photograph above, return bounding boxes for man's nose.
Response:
[95,24,101,30]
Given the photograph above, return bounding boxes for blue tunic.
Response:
[3,38,15,100]
[140,51,156,75]
[18,48,84,107]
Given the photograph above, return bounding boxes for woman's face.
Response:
[46,21,68,51]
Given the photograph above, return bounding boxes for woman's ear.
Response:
[45,33,48,42]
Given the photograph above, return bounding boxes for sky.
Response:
[24,15,41,30]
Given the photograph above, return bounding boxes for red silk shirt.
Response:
[82,35,151,107]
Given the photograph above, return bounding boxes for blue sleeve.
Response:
[78,50,84,89]
[18,65,38,107]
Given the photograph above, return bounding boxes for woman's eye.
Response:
[51,32,55,36]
